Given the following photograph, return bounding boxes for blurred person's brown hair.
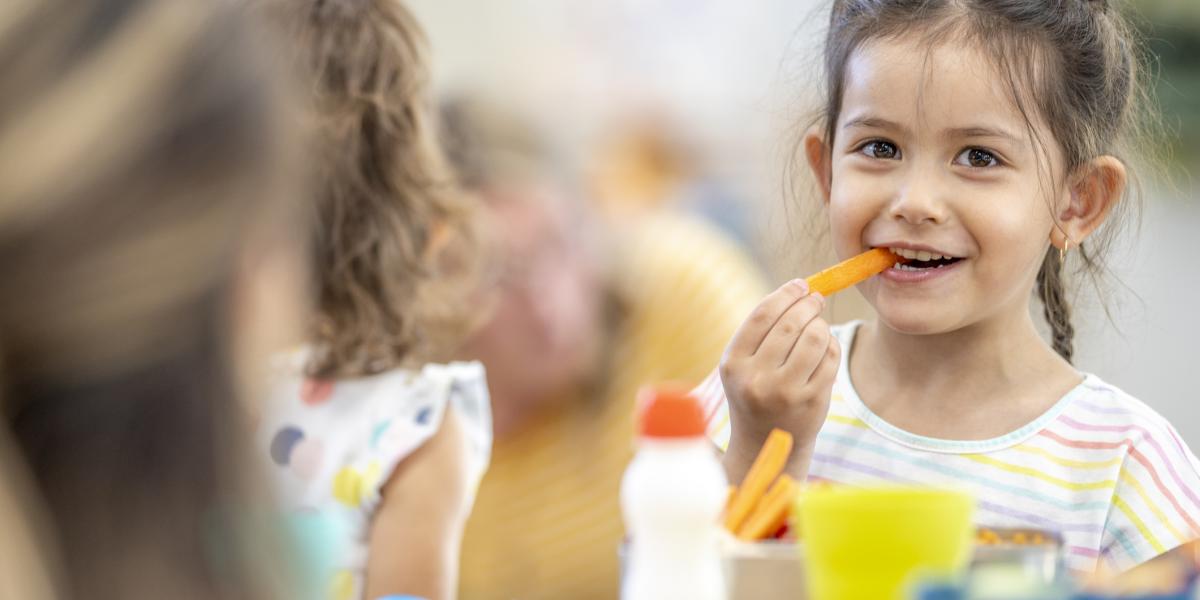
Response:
[0,427,59,599]
[256,0,482,379]
[0,0,303,597]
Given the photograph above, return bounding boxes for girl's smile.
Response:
[877,244,967,285]
[816,35,1064,335]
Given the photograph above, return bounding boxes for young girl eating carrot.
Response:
[253,1,490,599]
[698,0,1200,575]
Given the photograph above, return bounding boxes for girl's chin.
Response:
[870,303,962,336]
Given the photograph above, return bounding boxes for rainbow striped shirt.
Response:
[698,321,1200,574]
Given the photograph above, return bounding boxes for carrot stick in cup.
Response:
[736,474,799,541]
[723,485,737,515]
[723,429,793,533]
[805,248,902,297]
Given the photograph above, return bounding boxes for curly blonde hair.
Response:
[264,0,481,378]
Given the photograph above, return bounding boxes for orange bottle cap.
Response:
[636,385,706,438]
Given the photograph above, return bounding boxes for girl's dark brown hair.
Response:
[816,0,1154,363]
[0,0,300,597]
[261,0,481,378]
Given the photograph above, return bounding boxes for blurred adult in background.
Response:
[441,96,767,600]
[0,0,306,598]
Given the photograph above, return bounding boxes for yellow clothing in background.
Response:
[459,214,766,600]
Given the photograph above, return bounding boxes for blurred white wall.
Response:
[407,0,1200,447]
[407,0,826,191]
[1074,190,1200,445]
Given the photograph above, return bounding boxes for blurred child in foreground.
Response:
[0,0,306,597]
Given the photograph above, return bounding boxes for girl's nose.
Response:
[888,168,949,226]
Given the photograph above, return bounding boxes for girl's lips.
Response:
[880,257,966,284]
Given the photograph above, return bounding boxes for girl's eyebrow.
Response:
[943,126,1023,142]
[842,116,908,134]
[842,117,1023,144]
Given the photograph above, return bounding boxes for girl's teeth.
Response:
[892,261,953,272]
[888,247,951,261]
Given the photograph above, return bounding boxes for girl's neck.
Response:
[863,309,1046,385]
[851,307,1081,440]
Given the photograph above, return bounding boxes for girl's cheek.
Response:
[830,185,879,229]
[827,206,870,257]
[834,167,888,205]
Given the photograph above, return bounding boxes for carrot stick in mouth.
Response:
[805,247,903,297]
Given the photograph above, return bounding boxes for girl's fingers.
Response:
[781,317,833,382]
[726,279,811,358]
[754,293,825,367]
[800,335,840,386]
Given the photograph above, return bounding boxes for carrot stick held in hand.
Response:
[805,248,902,297]
[719,251,899,502]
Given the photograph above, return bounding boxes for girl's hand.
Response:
[719,280,840,483]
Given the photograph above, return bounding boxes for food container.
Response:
[721,537,806,600]
[972,527,1064,584]
[618,536,806,600]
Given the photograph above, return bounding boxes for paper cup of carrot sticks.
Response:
[719,429,806,599]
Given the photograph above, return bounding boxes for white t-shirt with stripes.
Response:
[697,321,1200,574]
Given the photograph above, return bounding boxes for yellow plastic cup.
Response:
[797,486,975,600]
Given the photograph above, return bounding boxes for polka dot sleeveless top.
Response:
[258,355,492,600]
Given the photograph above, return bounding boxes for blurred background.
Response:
[407,0,1200,445]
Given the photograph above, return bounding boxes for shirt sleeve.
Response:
[694,368,731,452]
[357,361,493,515]
[1098,419,1200,572]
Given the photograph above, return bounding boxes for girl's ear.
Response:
[804,126,833,204]
[1053,155,1127,250]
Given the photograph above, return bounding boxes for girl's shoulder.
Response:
[1062,373,1195,454]
[263,357,489,447]
[258,357,491,515]
[265,353,487,410]
[1065,374,1200,571]
[1059,374,1200,489]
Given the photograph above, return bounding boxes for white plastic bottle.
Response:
[621,387,728,600]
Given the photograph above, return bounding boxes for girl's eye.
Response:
[859,140,900,160]
[955,148,1000,168]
